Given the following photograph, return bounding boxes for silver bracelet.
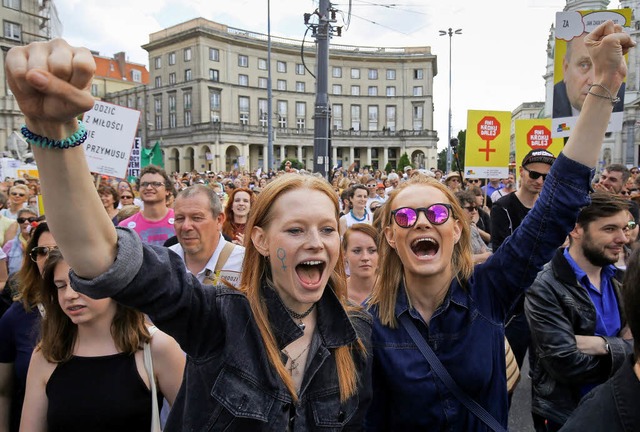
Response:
[587,83,620,107]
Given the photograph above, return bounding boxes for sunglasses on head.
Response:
[17,216,39,224]
[523,166,548,181]
[391,204,453,228]
[29,245,58,262]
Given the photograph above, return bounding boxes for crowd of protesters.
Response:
[0,21,638,432]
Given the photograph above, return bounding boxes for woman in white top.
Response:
[339,185,371,236]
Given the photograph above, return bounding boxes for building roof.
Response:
[93,53,149,85]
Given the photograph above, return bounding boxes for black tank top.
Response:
[46,352,163,432]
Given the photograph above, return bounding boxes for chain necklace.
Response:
[284,303,316,331]
[283,342,312,375]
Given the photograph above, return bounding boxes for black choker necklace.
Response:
[285,303,316,331]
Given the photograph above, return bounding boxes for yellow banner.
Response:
[515,118,563,182]
[464,110,511,178]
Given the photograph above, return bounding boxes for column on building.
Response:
[349,147,355,167]
[366,146,372,167]
[297,145,303,163]
[280,145,285,165]
[382,146,389,170]
[332,146,338,167]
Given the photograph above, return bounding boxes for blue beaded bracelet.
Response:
[20,121,87,149]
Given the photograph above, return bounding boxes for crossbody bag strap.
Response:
[144,326,161,432]
[214,242,236,273]
[398,314,507,432]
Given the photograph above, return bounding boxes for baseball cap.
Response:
[521,150,556,167]
[376,183,385,189]
[404,166,412,172]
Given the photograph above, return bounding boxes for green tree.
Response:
[384,162,393,174]
[398,152,411,172]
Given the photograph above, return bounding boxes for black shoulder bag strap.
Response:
[398,313,507,432]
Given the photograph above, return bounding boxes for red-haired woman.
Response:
[221,187,255,246]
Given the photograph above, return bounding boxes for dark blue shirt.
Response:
[365,153,594,431]
[563,248,621,338]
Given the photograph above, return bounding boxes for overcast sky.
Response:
[55,0,571,149]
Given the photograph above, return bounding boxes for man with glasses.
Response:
[525,193,633,431]
[491,149,556,376]
[118,165,175,246]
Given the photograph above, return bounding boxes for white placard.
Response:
[82,101,141,177]
[128,137,141,179]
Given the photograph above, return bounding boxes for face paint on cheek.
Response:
[276,248,287,270]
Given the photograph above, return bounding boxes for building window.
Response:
[413,104,423,131]
[169,73,176,85]
[131,70,142,83]
[185,69,192,81]
[351,85,360,96]
[3,21,20,41]
[295,64,305,75]
[127,97,134,108]
[386,69,396,80]
[413,86,423,96]
[155,76,161,88]
[386,86,396,97]
[168,94,176,112]
[239,74,249,86]
[3,0,20,10]
[137,96,142,109]
[368,106,378,131]
[277,79,286,91]
[184,48,192,62]
[259,99,268,128]
[90,83,99,97]
[183,92,192,110]
[351,68,360,79]
[277,61,286,73]
[277,101,288,129]
[368,69,378,80]
[168,52,176,65]
[258,58,267,70]
[296,81,305,92]
[414,69,423,79]
[386,106,396,132]
[351,105,361,131]
[154,56,161,69]
[332,67,342,78]
[238,55,248,67]
[154,96,162,130]
[185,110,192,127]
[209,69,219,82]
[209,89,221,122]
[258,77,268,89]
[332,84,342,95]
[239,96,249,125]
[296,102,306,130]
[368,86,378,96]
[209,48,219,61]
[169,112,177,129]
[332,104,343,130]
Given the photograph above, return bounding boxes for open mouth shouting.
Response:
[296,260,326,289]
[411,237,439,258]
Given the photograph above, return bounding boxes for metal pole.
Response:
[447,28,453,174]
[313,0,331,179]
[267,0,274,172]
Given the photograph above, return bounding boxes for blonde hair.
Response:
[241,173,364,402]
[368,175,473,327]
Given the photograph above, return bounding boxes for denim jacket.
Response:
[70,229,373,431]
[365,153,593,431]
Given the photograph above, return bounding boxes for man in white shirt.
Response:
[169,185,244,287]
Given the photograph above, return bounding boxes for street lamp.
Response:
[439,27,462,174]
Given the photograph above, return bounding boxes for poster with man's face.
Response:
[552,9,631,138]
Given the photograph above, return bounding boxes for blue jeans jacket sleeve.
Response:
[69,227,224,357]
[475,153,593,320]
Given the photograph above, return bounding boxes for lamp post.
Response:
[439,27,462,174]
